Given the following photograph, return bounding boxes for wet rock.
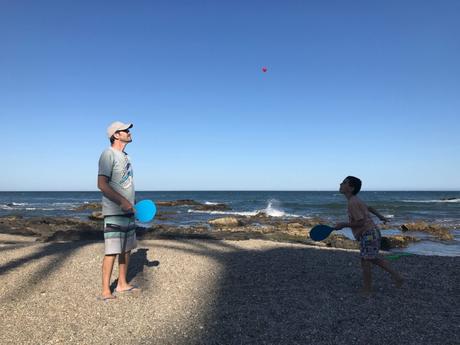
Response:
[89,211,104,221]
[192,203,229,211]
[156,200,202,207]
[400,222,453,241]
[381,235,419,250]
[209,217,241,227]
[324,234,359,250]
[73,203,101,211]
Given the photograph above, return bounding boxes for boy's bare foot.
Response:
[394,277,404,288]
[359,288,373,297]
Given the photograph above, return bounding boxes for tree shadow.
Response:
[110,248,160,292]
[145,240,459,345]
[0,241,93,303]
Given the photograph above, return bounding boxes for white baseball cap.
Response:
[107,121,133,138]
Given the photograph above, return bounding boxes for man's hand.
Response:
[120,200,134,213]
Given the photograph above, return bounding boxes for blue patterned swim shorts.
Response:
[359,228,381,259]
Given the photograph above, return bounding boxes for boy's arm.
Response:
[334,219,366,230]
[368,206,388,223]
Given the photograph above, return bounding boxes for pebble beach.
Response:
[1,234,459,345]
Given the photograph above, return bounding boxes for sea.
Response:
[1,191,459,257]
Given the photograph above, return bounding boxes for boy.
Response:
[334,176,403,294]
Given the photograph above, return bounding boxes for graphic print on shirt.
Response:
[119,156,133,189]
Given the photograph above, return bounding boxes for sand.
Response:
[0,234,459,345]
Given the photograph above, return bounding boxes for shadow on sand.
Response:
[141,240,459,345]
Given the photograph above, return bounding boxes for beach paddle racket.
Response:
[309,224,335,241]
[134,200,157,223]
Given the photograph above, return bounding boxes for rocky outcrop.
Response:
[381,235,419,250]
[401,222,453,241]
[156,200,231,212]
[89,211,104,221]
[209,217,242,227]
[193,203,229,211]
[73,203,101,211]
[0,215,439,252]
[156,200,202,207]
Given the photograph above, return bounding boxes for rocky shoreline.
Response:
[1,199,456,252]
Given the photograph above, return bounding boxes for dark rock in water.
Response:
[193,203,229,211]
[441,197,458,201]
[156,200,202,207]
[381,235,419,250]
[155,199,231,211]
[73,202,101,211]
[400,224,409,232]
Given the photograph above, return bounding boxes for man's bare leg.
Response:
[116,251,138,292]
[371,258,404,287]
[102,254,117,299]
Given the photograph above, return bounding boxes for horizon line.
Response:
[1,190,459,193]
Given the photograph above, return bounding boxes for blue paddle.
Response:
[309,224,335,241]
[134,200,157,223]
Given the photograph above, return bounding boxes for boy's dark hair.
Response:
[346,176,362,195]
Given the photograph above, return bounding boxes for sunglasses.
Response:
[117,129,130,134]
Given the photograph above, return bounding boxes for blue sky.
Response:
[1,0,459,191]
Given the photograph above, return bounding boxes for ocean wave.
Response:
[401,199,460,203]
[0,205,14,210]
[0,202,28,209]
[188,199,305,218]
[204,201,220,205]
[188,210,259,217]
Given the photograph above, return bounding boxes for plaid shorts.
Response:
[359,228,381,259]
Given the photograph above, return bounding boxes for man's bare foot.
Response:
[115,284,141,293]
[101,292,116,301]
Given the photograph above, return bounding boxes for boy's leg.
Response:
[102,254,117,298]
[371,258,404,287]
[361,259,373,293]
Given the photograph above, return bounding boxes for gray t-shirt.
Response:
[98,147,135,216]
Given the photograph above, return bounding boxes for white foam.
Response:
[187,199,305,219]
[402,199,460,203]
[0,205,14,210]
[188,210,259,217]
[204,201,220,205]
[11,202,27,206]
[263,200,285,217]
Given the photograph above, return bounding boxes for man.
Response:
[98,121,139,300]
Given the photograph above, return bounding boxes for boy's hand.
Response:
[334,222,347,230]
[380,216,389,224]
